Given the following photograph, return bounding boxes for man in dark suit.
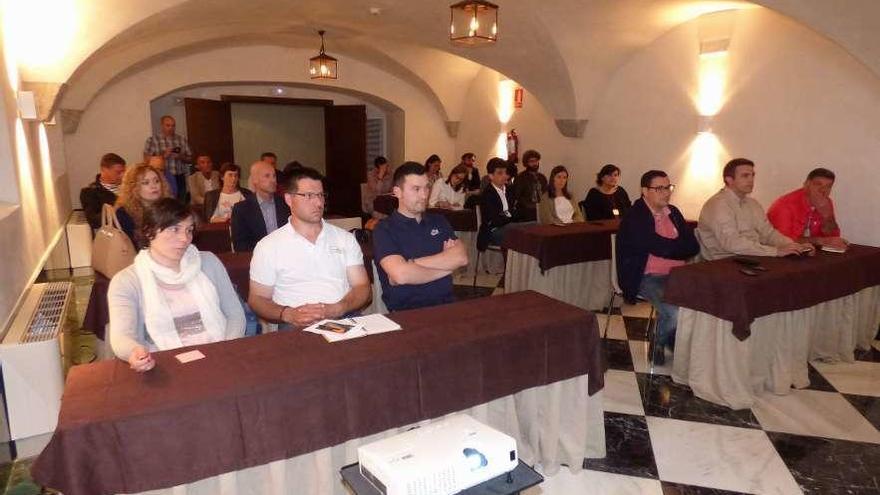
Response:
[231,160,289,252]
[477,157,518,251]
[616,170,699,365]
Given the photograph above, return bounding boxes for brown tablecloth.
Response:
[372,194,476,232]
[192,222,232,254]
[32,291,603,495]
[502,219,620,272]
[215,251,252,300]
[664,245,880,340]
[372,194,397,215]
[431,208,478,232]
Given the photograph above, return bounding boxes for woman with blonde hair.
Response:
[115,162,171,249]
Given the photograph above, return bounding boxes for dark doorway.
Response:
[324,105,367,216]
[184,98,234,165]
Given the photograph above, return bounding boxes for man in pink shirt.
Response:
[767,168,848,251]
[616,170,700,365]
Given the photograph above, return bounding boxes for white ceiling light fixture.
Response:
[450,0,498,46]
[309,30,338,80]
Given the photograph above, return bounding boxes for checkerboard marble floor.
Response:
[541,303,880,495]
[457,276,880,494]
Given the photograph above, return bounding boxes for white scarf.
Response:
[134,245,227,350]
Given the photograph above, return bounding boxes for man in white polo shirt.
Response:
[248,167,371,328]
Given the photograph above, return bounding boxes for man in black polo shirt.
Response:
[373,162,469,311]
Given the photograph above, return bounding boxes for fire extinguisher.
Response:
[507,129,519,164]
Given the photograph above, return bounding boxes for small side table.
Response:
[340,460,543,495]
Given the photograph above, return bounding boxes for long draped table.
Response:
[665,246,880,409]
[32,291,606,495]
[502,220,620,311]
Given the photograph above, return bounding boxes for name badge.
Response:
[329,246,343,254]
[612,208,620,217]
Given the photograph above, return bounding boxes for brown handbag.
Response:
[91,204,136,278]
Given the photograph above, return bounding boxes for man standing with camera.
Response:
[143,115,193,200]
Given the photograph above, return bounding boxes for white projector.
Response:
[358,414,518,495]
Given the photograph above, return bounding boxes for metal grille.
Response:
[22,282,71,343]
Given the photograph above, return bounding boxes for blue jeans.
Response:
[489,225,508,246]
[638,274,678,349]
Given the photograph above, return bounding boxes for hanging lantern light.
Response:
[449,0,498,45]
[309,30,338,79]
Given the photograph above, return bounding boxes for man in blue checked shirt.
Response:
[143,115,192,201]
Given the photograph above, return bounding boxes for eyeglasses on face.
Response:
[645,184,676,192]
[292,192,328,201]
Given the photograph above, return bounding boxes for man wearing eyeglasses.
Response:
[231,160,289,252]
[617,170,700,365]
[697,158,812,260]
[248,166,371,328]
[373,162,468,311]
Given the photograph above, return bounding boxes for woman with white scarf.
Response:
[108,198,245,372]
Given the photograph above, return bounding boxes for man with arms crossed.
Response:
[373,162,468,311]
[248,167,371,327]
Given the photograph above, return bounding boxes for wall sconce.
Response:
[697,115,713,134]
[309,30,338,80]
[450,0,499,45]
[699,38,729,57]
[17,91,38,120]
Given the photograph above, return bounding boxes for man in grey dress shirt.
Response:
[697,158,813,260]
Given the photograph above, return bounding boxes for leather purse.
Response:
[91,204,136,278]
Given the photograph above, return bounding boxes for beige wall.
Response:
[231,102,326,175]
[455,67,574,178]
[0,37,71,330]
[582,8,880,246]
[455,8,880,246]
[64,45,455,209]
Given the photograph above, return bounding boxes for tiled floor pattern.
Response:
[554,304,880,495]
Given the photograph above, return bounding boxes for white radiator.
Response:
[0,281,73,442]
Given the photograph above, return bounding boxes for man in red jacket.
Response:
[767,168,849,251]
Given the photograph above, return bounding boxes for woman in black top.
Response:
[581,164,632,220]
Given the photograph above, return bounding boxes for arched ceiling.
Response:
[6,0,880,125]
